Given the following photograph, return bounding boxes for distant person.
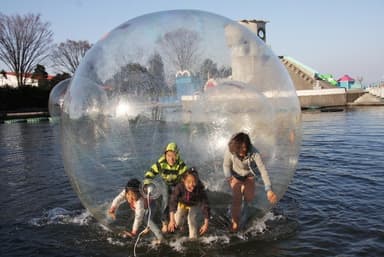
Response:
[223,132,277,232]
[168,167,210,239]
[143,142,188,233]
[108,178,164,243]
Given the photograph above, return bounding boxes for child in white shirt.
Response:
[108,178,163,242]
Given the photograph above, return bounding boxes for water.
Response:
[1,107,383,257]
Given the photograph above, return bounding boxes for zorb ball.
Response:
[61,10,301,231]
[48,78,71,118]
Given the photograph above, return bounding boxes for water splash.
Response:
[106,237,126,246]
[29,207,92,227]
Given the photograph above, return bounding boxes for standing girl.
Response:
[223,132,277,232]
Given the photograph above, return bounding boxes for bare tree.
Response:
[200,58,218,81]
[356,76,364,86]
[51,40,92,75]
[157,28,201,72]
[148,51,166,93]
[0,13,53,87]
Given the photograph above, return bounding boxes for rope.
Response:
[133,191,152,257]
[247,154,257,177]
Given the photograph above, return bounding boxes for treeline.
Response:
[0,12,88,112]
[0,70,70,111]
[0,86,50,111]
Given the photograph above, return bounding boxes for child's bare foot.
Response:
[230,221,238,232]
[161,222,168,233]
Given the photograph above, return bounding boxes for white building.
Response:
[0,72,40,88]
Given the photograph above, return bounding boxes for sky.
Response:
[2,0,383,85]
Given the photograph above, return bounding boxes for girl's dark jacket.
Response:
[169,180,210,219]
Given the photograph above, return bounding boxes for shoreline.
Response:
[2,103,384,124]
[0,110,50,124]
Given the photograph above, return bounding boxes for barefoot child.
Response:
[168,167,210,239]
[108,178,164,242]
[223,132,277,232]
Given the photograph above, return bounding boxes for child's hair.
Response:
[183,167,199,181]
[125,178,141,197]
[228,132,251,155]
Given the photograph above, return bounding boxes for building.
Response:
[0,71,53,88]
[238,19,268,42]
[337,74,362,89]
[175,70,201,101]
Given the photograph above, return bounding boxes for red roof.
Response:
[337,74,355,82]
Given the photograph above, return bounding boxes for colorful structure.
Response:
[175,70,201,101]
[315,73,338,86]
[337,74,356,89]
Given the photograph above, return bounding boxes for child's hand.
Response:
[120,230,136,238]
[267,190,277,204]
[199,222,208,235]
[199,218,209,235]
[168,220,177,232]
[108,207,116,220]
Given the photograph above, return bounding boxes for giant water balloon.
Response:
[48,78,71,118]
[61,10,301,232]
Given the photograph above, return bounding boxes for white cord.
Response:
[247,155,257,177]
[133,191,152,257]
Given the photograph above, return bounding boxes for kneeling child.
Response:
[168,168,210,239]
[108,178,163,242]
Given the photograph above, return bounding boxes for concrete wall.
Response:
[346,89,366,103]
[297,88,347,108]
[367,86,384,98]
[281,57,350,108]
